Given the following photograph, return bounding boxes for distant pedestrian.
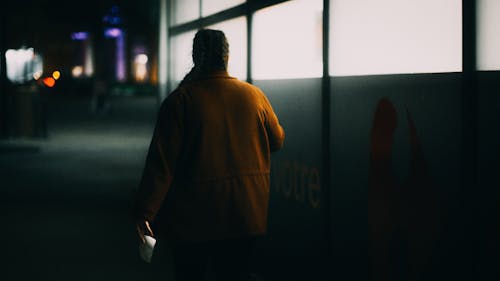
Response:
[90,75,109,114]
[135,29,285,281]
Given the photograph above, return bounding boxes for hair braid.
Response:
[180,29,229,86]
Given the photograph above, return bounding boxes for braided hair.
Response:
[180,29,229,86]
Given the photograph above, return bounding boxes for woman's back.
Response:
[175,71,273,183]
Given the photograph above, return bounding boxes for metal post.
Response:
[246,4,253,84]
[461,0,477,279]
[321,0,332,275]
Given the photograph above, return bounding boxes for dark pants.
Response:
[172,236,257,281]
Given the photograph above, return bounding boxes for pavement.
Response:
[0,93,172,281]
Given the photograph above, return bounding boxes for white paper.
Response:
[139,235,156,263]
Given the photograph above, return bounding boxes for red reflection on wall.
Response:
[369,98,441,281]
[369,98,398,281]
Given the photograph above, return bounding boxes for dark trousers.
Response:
[172,236,257,281]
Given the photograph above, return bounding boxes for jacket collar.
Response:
[201,70,231,79]
[180,70,234,87]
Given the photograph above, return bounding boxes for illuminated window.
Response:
[252,0,323,80]
[170,31,197,86]
[5,48,43,84]
[71,31,94,77]
[171,0,200,25]
[202,0,246,17]
[134,54,149,82]
[207,17,247,80]
[33,53,43,80]
[330,0,462,76]
[477,0,500,70]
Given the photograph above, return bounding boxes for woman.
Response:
[135,29,285,281]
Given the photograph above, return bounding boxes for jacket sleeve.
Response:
[135,90,184,222]
[261,93,285,152]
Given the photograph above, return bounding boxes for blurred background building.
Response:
[0,0,158,138]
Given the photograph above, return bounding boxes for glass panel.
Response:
[170,31,196,87]
[171,0,200,25]
[202,0,246,17]
[477,0,500,70]
[330,0,462,76]
[207,16,247,80]
[252,0,323,80]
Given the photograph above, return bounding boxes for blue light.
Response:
[71,32,89,40]
[111,6,120,14]
[103,5,123,25]
[104,28,122,38]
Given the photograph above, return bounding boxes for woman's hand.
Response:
[136,220,154,244]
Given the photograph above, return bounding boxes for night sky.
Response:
[4,0,158,49]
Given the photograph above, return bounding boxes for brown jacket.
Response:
[135,71,284,242]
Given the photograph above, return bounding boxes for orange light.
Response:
[52,70,61,80]
[43,77,56,88]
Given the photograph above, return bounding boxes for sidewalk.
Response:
[0,94,162,281]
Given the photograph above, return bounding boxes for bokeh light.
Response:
[43,77,56,88]
[135,54,148,64]
[52,70,61,80]
[134,54,149,82]
[72,66,83,78]
[33,71,43,80]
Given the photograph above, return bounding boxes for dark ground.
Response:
[0,93,174,280]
